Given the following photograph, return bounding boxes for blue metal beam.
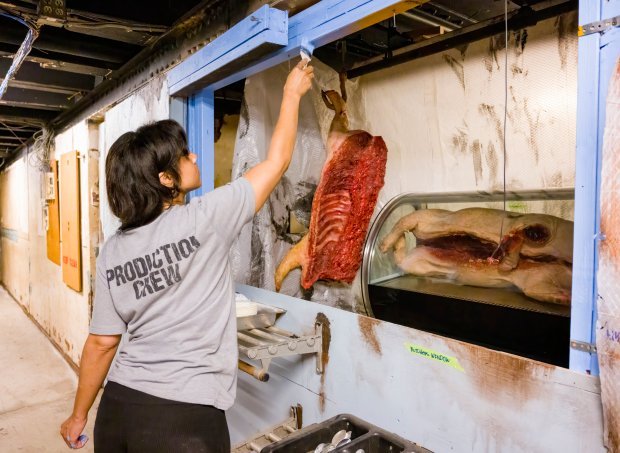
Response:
[187,88,214,198]
[170,1,425,95]
[590,1,620,375]
[207,0,425,91]
[168,5,288,96]
[176,0,425,201]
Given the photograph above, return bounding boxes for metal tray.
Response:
[374,275,571,317]
[237,302,286,331]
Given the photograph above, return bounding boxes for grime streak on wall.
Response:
[443,54,465,90]
[451,340,555,408]
[478,103,505,147]
[358,315,382,355]
[360,12,577,200]
[316,312,331,412]
[484,141,500,188]
[555,13,577,71]
[471,139,483,184]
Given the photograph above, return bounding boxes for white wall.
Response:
[0,121,95,365]
[100,75,170,239]
[357,14,577,215]
[0,155,30,306]
[0,71,170,364]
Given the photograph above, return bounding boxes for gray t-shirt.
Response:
[90,177,255,410]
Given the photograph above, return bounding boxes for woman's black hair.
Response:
[106,119,189,231]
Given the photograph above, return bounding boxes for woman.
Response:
[60,61,314,452]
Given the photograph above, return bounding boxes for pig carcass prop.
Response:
[380,208,574,305]
[275,84,387,291]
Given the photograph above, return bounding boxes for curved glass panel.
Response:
[361,189,575,366]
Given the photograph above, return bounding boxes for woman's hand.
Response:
[60,414,89,449]
[59,334,120,449]
[283,59,314,100]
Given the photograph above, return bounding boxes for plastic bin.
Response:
[260,414,430,453]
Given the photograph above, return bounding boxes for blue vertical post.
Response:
[571,0,602,374]
[169,97,188,130]
[187,88,215,198]
[571,0,620,374]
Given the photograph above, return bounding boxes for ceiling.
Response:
[0,0,212,168]
[217,0,576,121]
[0,0,576,169]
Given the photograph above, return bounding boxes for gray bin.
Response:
[260,414,430,453]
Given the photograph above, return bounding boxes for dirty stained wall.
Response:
[0,120,97,365]
[359,13,577,214]
[0,74,171,364]
[230,284,605,453]
[100,76,170,239]
[0,157,29,305]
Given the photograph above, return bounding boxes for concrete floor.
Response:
[0,286,99,452]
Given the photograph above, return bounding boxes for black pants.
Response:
[94,381,230,453]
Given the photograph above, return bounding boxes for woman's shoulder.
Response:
[189,177,253,209]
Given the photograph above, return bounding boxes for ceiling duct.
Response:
[400,9,457,32]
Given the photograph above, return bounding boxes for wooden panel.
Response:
[167,5,288,96]
[60,151,82,292]
[46,160,60,265]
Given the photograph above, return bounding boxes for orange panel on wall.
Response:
[60,151,82,292]
[46,160,61,265]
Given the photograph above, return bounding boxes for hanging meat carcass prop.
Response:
[596,58,620,452]
[379,208,574,305]
[275,78,388,291]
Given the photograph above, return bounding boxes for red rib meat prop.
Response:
[275,80,387,291]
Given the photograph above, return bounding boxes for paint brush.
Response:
[300,38,315,69]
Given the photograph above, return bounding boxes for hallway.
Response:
[0,286,98,452]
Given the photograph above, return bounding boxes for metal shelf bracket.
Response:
[238,322,324,381]
[232,405,303,453]
[578,16,620,37]
[570,339,597,354]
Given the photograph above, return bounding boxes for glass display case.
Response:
[361,189,574,366]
